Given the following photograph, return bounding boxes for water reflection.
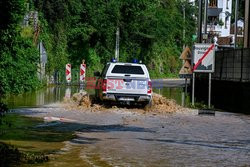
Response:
[153,88,190,106]
[64,87,72,99]
[4,86,80,108]
[3,86,189,109]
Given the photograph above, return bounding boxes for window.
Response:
[111,65,145,75]
[209,0,217,7]
[208,16,218,25]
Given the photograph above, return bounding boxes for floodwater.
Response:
[3,86,188,109]
[2,86,250,166]
[15,102,250,167]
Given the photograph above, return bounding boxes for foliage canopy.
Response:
[0,0,196,94]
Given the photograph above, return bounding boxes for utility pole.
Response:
[198,0,203,43]
[204,0,208,40]
[244,0,250,48]
[234,0,239,48]
[183,3,186,49]
[115,27,120,61]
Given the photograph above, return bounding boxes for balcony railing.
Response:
[208,8,223,17]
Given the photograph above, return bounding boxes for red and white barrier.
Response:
[80,63,86,82]
[66,64,71,83]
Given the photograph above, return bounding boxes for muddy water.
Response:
[3,87,250,166]
[2,86,92,108]
[17,105,250,167]
[3,86,187,108]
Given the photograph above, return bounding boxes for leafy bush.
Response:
[0,0,41,95]
[0,142,49,166]
[0,142,21,167]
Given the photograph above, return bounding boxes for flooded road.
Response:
[3,86,188,108]
[16,104,250,167]
[2,86,250,166]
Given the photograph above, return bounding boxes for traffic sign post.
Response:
[80,59,86,88]
[66,64,71,85]
[179,47,193,106]
[208,73,212,108]
[192,43,215,108]
[179,47,192,77]
[80,63,86,83]
[192,72,195,106]
[192,44,215,73]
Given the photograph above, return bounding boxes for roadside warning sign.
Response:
[192,43,215,73]
[66,64,71,83]
[179,47,193,77]
[80,63,86,82]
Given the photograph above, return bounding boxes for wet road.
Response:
[16,104,250,167]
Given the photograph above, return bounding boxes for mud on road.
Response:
[63,92,182,114]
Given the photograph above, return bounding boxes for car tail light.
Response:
[148,81,152,94]
[102,79,107,92]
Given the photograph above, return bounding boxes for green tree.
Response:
[0,0,40,95]
[34,0,196,78]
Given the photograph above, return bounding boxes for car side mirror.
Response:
[94,71,101,77]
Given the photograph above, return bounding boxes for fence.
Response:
[213,48,250,82]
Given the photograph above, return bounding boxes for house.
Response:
[207,0,232,37]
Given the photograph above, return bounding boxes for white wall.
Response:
[207,0,232,37]
[219,0,232,36]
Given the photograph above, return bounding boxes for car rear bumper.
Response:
[103,93,152,102]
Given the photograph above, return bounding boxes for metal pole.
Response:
[115,27,120,61]
[192,73,195,106]
[182,91,185,107]
[183,3,186,49]
[244,0,250,48]
[198,0,203,43]
[204,0,208,35]
[185,77,188,96]
[234,0,239,48]
[208,73,212,109]
[182,76,187,107]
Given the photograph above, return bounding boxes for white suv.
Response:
[94,62,152,106]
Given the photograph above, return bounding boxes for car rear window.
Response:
[111,65,145,75]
